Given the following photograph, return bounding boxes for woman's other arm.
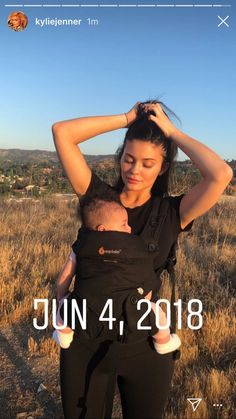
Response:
[52,113,129,195]
[167,130,233,230]
[56,251,77,302]
[145,103,233,229]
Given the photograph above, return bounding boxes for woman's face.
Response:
[120,140,166,193]
[11,16,21,27]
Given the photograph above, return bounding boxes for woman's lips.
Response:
[127,177,141,184]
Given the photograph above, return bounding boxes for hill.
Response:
[0,149,114,167]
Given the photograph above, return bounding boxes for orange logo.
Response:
[98,246,122,255]
[98,247,105,255]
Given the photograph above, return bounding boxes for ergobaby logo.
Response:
[98,246,122,255]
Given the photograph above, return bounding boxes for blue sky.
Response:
[0,1,235,160]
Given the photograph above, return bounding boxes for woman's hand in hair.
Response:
[143,103,178,139]
[125,102,140,127]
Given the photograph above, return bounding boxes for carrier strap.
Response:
[141,196,170,254]
[141,196,179,346]
[166,245,181,360]
[166,254,177,334]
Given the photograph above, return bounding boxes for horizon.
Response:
[0,147,235,162]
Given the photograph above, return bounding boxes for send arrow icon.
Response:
[187,398,202,411]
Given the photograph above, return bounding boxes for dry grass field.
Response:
[0,196,235,419]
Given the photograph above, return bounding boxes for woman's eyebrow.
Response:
[125,153,156,161]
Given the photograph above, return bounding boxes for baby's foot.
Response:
[52,297,74,349]
[153,333,181,354]
[52,329,74,349]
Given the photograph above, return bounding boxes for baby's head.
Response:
[80,192,131,234]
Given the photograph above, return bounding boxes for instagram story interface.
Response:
[0,1,235,418]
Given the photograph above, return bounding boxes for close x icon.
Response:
[218,16,230,27]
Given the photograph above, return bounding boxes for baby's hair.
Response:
[79,190,124,230]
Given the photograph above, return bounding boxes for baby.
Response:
[52,193,181,354]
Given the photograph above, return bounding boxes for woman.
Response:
[52,101,232,419]
[8,12,28,32]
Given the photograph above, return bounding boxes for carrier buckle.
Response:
[148,243,159,252]
[137,287,144,295]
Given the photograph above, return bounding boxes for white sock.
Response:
[52,302,74,349]
[52,329,74,349]
[153,333,181,355]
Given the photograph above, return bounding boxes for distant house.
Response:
[42,168,53,174]
[25,184,40,196]
[25,184,35,192]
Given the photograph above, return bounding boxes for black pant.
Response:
[60,332,175,419]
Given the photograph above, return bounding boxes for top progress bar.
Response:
[4,4,232,8]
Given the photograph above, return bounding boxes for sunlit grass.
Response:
[0,196,235,418]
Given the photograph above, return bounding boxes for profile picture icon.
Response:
[8,11,28,32]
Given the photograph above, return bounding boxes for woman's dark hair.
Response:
[115,100,179,196]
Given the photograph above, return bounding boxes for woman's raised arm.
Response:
[144,103,233,229]
[52,109,137,195]
[52,114,126,195]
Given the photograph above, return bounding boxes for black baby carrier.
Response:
[69,195,179,354]
[139,195,179,343]
[70,229,157,343]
